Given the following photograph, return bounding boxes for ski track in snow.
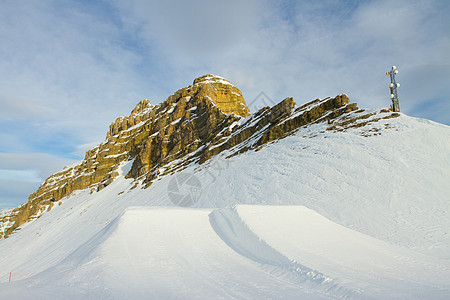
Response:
[0,113,449,299]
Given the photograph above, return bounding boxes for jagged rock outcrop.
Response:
[1,74,398,238]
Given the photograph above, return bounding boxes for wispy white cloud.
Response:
[0,169,42,182]
[0,153,77,179]
[0,93,57,121]
[0,179,42,210]
[0,153,77,209]
[0,169,43,209]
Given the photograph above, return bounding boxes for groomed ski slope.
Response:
[0,112,449,299]
[2,206,450,299]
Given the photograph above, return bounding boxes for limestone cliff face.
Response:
[1,74,398,238]
[192,74,250,117]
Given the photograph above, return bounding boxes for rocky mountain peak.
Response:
[191,74,250,117]
[192,74,231,85]
[0,75,401,239]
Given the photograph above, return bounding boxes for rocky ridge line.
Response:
[0,74,398,238]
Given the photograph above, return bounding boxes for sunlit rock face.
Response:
[1,74,381,238]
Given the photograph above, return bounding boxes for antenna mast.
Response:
[386,66,400,112]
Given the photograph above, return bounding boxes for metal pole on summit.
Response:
[386,66,400,112]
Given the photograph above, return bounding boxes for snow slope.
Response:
[0,112,449,299]
[2,206,449,299]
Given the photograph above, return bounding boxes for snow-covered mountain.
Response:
[1,75,449,299]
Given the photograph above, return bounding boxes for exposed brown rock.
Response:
[192,74,250,117]
[1,74,362,239]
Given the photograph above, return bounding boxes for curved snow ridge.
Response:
[9,207,336,299]
[31,212,125,281]
[209,206,357,298]
[229,205,450,299]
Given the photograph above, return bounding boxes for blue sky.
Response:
[1,0,449,209]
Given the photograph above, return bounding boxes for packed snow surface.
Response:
[0,113,449,299]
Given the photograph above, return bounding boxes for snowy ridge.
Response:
[209,207,352,298]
